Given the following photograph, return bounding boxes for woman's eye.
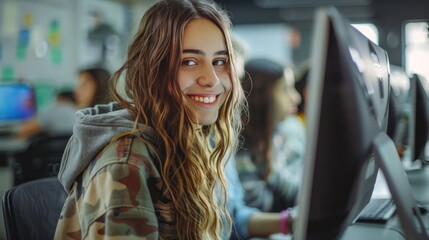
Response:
[213,59,227,66]
[183,59,197,66]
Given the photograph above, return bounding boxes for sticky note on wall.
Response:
[1,66,15,82]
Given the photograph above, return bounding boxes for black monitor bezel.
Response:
[413,74,429,163]
[294,7,390,240]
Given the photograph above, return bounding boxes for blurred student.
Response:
[54,0,294,239]
[75,67,111,109]
[236,57,302,212]
[231,34,249,81]
[16,67,111,138]
[280,60,309,166]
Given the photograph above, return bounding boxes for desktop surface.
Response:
[342,224,406,240]
[343,202,429,240]
[407,165,429,205]
[0,137,29,154]
[341,165,429,240]
[261,166,429,240]
[267,204,417,240]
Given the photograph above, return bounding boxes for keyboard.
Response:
[356,198,396,224]
[0,121,20,136]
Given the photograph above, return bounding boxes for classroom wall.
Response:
[0,0,76,84]
[233,23,293,66]
[0,0,77,110]
[0,0,147,111]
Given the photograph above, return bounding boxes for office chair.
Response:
[2,176,67,240]
[15,133,71,184]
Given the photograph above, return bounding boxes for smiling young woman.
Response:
[54,0,292,239]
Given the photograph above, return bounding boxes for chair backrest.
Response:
[15,133,71,184]
[2,177,67,240]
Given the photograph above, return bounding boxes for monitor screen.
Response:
[387,65,411,143]
[412,74,429,163]
[386,65,421,170]
[294,7,390,240]
[0,83,36,122]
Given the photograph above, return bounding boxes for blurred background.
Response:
[218,0,429,85]
[1,0,429,94]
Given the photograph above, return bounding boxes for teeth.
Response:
[191,96,216,103]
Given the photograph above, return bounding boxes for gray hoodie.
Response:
[58,102,146,192]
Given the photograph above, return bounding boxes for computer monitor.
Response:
[411,74,429,163]
[385,65,424,171]
[386,65,411,144]
[294,7,391,239]
[0,83,36,123]
[389,65,411,104]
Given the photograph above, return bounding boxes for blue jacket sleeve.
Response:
[226,156,260,239]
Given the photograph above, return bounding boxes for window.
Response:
[404,21,429,90]
[352,23,379,45]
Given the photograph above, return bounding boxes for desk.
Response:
[340,165,429,240]
[0,136,29,185]
[408,166,429,204]
[269,167,429,240]
[342,207,429,240]
[265,167,429,240]
[0,137,30,154]
[342,224,406,240]
[0,136,30,173]
[0,137,27,240]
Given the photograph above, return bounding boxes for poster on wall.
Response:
[0,1,74,86]
[79,0,129,72]
[16,12,32,61]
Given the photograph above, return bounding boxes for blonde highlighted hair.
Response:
[109,0,245,239]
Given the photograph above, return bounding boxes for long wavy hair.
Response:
[240,58,286,179]
[109,0,245,239]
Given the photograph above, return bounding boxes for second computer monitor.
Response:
[294,7,390,240]
[411,74,429,163]
[0,83,36,122]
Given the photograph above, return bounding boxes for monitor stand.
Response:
[373,132,429,240]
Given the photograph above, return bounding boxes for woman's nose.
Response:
[197,65,220,87]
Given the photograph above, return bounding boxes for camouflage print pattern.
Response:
[54,136,179,239]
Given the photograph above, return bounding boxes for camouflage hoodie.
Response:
[54,102,257,239]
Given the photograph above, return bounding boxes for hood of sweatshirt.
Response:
[58,102,154,192]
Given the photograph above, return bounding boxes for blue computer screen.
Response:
[0,83,36,121]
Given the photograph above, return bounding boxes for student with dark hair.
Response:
[280,60,309,168]
[75,67,111,109]
[54,1,294,239]
[236,57,302,212]
[231,34,249,81]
